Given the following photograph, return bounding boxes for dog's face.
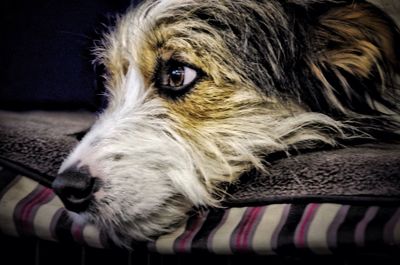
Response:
[53,0,399,246]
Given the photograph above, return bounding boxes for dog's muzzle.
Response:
[52,166,102,213]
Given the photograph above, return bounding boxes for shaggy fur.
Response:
[54,0,400,246]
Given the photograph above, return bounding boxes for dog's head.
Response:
[52,0,399,246]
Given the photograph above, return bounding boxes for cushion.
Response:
[0,110,399,255]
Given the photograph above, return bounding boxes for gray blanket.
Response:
[0,111,94,184]
[0,110,399,205]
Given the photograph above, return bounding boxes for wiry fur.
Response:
[58,0,400,247]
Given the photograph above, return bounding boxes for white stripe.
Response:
[0,177,38,236]
[252,204,286,254]
[83,224,103,248]
[33,196,64,241]
[210,207,247,254]
[307,203,342,254]
[155,222,187,254]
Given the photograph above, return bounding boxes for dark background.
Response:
[0,0,141,111]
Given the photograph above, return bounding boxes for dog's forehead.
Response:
[127,0,261,52]
[108,0,242,86]
[102,0,289,98]
[119,0,286,71]
[129,0,201,43]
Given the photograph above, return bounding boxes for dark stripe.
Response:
[206,208,231,252]
[365,206,399,250]
[336,205,370,252]
[191,207,226,253]
[50,208,64,240]
[146,239,157,253]
[354,206,379,247]
[275,204,309,255]
[271,204,291,251]
[327,205,350,250]
[53,209,75,243]
[384,208,400,245]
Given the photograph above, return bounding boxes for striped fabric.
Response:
[0,169,107,248]
[1,166,400,254]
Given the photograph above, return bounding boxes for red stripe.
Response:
[14,185,41,235]
[20,188,53,222]
[176,218,201,252]
[242,207,263,248]
[235,207,262,251]
[176,213,207,252]
[295,203,319,248]
[18,187,54,235]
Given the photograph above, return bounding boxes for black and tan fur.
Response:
[53,0,400,246]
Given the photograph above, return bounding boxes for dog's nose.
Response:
[52,166,100,213]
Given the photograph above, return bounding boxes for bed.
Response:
[0,110,399,265]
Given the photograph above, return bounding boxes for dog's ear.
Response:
[303,1,400,116]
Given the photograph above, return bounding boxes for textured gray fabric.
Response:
[0,110,399,205]
[226,144,400,205]
[0,110,94,180]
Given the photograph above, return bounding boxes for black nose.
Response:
[52,166,100,213]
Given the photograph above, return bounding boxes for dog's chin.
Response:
[72,193,192,247]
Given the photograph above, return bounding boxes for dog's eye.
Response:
[163,65,197,90]
[156,61,200,95]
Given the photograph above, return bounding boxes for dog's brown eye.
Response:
[169,67,185,87]
[165,66,197,90]
[156,61,200,95]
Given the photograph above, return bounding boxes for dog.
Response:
[52,0,400,246]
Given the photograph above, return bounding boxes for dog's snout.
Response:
[52,166,101,213]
